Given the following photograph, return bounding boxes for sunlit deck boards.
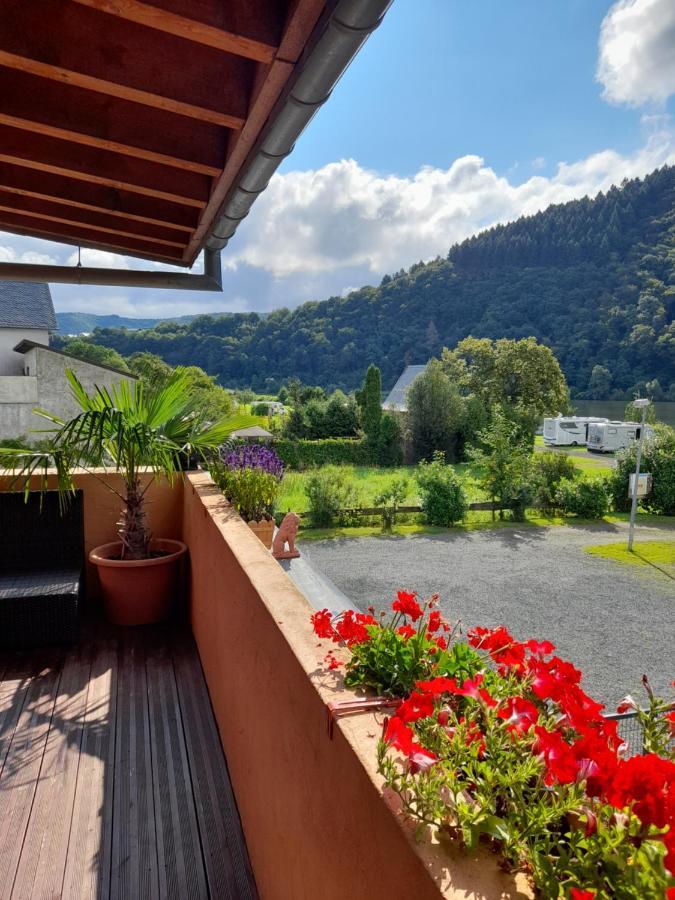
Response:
[0,623,258,899]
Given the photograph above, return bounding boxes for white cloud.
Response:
[531,157,546,170]
[597,0,675,106]
[225,118,675,281]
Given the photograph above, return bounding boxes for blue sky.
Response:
[2,0,675,319]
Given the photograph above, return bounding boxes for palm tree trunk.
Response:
[119,477,150,559]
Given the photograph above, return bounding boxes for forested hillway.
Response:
[80,165,674,399]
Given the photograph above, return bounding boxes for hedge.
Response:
[274,438,371,470]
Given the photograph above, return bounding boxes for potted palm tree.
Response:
[0,368,248,625]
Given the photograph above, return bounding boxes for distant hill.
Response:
[83,166,675,399]
[56,311,229,334]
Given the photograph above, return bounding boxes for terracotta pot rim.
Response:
[89,538,187,569]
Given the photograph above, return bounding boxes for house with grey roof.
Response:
[0,282,135,442]
[0,282,56,375]
[382,364,428,413]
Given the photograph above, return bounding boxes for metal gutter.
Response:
[206,0,392,252]
[0,0,391,290]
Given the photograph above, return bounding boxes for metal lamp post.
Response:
[627,398,650,552]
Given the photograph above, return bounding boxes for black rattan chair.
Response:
[0,490,84,649]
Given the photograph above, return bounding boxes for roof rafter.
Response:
[0,51,245,129]
[72,0,277,63]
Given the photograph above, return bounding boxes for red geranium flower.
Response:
[525,638,556,657]
[427,609,442,633]
[570,889,595,900]
[392,590,423,621]
[434,635,448,651]
[467,625,525,670]
[334,610,375,646]
[415,676,459,695]
[323,652,342,670]
[310,608,335,639]
[397,624,416,640]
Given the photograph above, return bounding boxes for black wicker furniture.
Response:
[0,490,84,649]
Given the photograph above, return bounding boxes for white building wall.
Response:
[0,346,135,442]
[0,328,50,374]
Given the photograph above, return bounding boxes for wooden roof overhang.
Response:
[0,0,389,285]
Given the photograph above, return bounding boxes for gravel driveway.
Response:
[304,521,674,709]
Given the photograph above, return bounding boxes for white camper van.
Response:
[586,421,654,453]
[543,415,609,446]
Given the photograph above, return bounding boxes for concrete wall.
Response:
[184,473,531,900]
[0,469,183,601]
[0,346,135,441]
[0,328,49,374]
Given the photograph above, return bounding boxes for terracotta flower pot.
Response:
[89,538,188,626]
[247,518,274,549]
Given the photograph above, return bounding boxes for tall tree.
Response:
[407,359,464,462]
[355,364,383,442]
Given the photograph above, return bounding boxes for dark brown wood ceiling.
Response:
[0,0,329,265]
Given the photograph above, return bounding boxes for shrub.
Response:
[416,451,467,526]
[375,413,404,466]
[407,359,465,462]
[275,437,370,470]
[252,401,270,416]
[469,408,532,519]
[304,466,359,527]
[556,477,609,519]
[374,479,408,532]
[532,450,577,512]
[607,424,675,515]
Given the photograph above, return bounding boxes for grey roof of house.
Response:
[382,364,428,412]
[0,282,57,329]
[231,425,273,439]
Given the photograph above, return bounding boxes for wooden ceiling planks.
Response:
[0,0,329,265]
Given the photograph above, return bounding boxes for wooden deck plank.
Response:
[110,630,159,900]
[10,646,92,900]
[0,654,62,894]
[0,624,257,900]
[173,634,259,900]
[61,638,118,900]
[146,635,208,900]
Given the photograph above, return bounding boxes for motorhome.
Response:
[586,421,654,453]
[543,415,609,446]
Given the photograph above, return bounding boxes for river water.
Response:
[572,400,675,428]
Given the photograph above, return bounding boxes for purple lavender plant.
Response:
[221,443,284,480]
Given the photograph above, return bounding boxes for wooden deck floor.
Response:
[0,622,258,900]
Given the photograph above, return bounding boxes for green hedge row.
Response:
[275,438,371,470]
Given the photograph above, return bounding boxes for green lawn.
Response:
[585,540,675,575]
[534,435,614,473]
[277,463,487,515]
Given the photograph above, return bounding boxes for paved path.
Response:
[305,521,674,709]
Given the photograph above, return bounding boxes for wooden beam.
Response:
[72,0,277,64]
[0,153,205,209]
[0,51,245,130]
[0,203,186,249]
[0,165,200,232]
[0,114,220,178]
[0,215,184,263]
[0,66,227,174]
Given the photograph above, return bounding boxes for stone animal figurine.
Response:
[272,511,301,559]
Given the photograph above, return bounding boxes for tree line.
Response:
[56,166,674,400]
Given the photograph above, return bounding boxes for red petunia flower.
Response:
[397,691,435,723]
[392,590,423,622]
[408,747,438,774]
[604,753,675,829]
[497,696,540,734]
[310,608,335,639]
[570,889,595,900]
[384,717,416,754]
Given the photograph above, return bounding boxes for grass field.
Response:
[277,452,611,517]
